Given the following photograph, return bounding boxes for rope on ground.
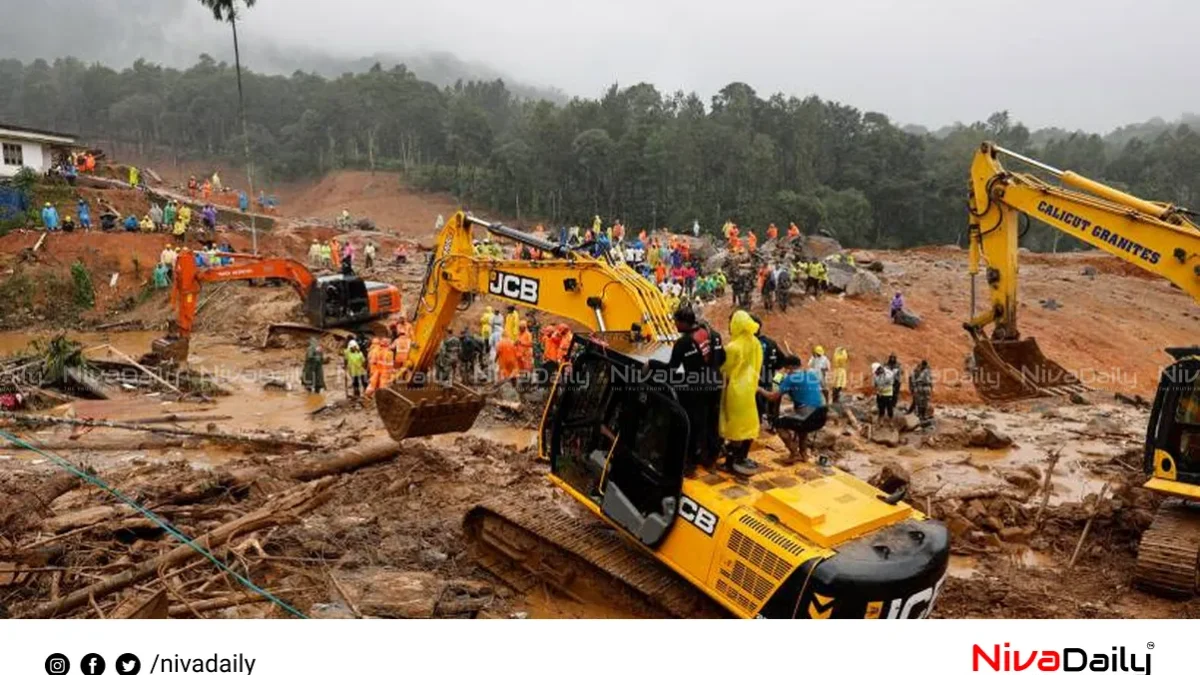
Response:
[0,429,308,618]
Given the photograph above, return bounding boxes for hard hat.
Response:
[44,202,51,207]
[871,362,881,372]
[814,345,824,356]
[349,340,359,350]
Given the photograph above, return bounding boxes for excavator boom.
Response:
[966,141,1200,400]
[376,211,677,440]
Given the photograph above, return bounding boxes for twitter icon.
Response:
[115,654,140,675]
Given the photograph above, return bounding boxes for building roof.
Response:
[0,122,79,146]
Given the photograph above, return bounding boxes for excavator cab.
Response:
[546,335,686,547]
[306,276,398,328]
[1144,348,1200,490]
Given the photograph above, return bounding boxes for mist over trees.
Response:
[2,55,1199,250]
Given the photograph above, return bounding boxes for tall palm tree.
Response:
[199,0,259,250]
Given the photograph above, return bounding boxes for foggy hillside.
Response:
[0,0,565,101]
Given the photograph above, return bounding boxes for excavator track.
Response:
[464,497,726,618]
[1134,499,1200,597]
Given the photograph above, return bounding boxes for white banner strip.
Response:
[6,619,1176,675]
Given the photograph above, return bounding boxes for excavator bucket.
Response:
[971,336,1086,402]
[375,382,486,440]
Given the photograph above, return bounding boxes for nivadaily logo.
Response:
[972,643,1151,674]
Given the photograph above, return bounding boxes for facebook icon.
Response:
[80,654,105,675]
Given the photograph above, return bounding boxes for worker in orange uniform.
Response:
[364,338,385,396]
[541,324,562,371]
[655,262,667,286]
[496,334,520,381]
[516,321,534,374]
[392,321,412,372]
[787,222,800,239]
[201,179,212,201]
[766,223,778,240]
[747,230,758,253]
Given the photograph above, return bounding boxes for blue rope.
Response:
[0,429,308,619]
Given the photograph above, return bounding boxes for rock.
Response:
[1084,416,1123,437]
[845,271,883,297]
[965,500,989,523]
[1114,392,1149,409]
[1020,465,1042,481]
[1003,471,1040,491]
[1081,266,1097,278]
[1069,392,1091,405]
[509,611,529,619]
[340,570,441,619]
[866,260,885,273]
[869,462,911,494]
[1039,298,1061,311]
[967,425,1013,449]
[947,515,975,538]
[900,413,922,432]
[419,548,449,565]
[893,307,922,329]
[872,426,901,448]
[1000,526,1031,544]
[802,235,843,260]
[824,262,856,293]
[308,603,358,619]
[968,531,1003,549]
[983,516,1005,532]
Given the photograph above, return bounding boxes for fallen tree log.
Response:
[121,414,233,425]
[21,476,338,618]
[0,473,81,534]
[104,345,183,395]
[289,440,401,481]
[0,412,319,449]
[167,593,267,618]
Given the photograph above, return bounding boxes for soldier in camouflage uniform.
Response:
[436,333,461,382]
[910,360,934,421]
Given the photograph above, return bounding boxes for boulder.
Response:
[802,235,843,260]
[967,425,1013,449]
[947,515,975,538]
[1081,266,1098,278]
[1003,471,1040,491]
[900,413,923,432]
[869,462,911,494]
[704,250,730,273]
[1069,392,1091,405]
[824,261,856,293]
[865,260,885,273]
[845,271,883,297]
[893,307,922,329]
[872,426,901,448]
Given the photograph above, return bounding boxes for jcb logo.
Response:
[678,495,718,536]
[489,272,540,304]
[876,573,947,619]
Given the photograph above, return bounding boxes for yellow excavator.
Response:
[377,211,950,618]
[965,141,1200,594]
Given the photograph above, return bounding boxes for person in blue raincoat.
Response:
[123,214,138,232]
[41,203,60,231]
[238,191,249,213]
[76,199,91,231]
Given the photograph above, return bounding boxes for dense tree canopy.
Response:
[2,56,1199,250]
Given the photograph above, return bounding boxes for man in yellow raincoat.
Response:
[831,347,849,403]
[720,310,762,476]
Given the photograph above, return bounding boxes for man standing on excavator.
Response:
[647,305,725,474]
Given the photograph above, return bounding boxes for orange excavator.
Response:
[151,249,401,362]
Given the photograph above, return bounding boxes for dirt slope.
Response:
[273,171,464,236]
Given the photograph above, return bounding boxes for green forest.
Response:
[3,55,1200,250]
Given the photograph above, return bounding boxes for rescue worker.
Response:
[504,305,521,342]
[458,326,483,383]
[320,242,333,267]
[150,202,164,230]
[647,305,725,472]
[41,203,60,231]
[761,264,776,312]
[787,222,800,239]
[369,338,396,395]
[808,345,831,404]
[480,306,494,345]
[516,320,534,375]
[174,204,191,241]
[775,265,792,312]
[139,214,155,232]
[759,354,828,464]
[720,310,762,476]
[766,223,778,240]
[831,346,849,403]
[201,179,212,201]
[344,340,367,398]
[440,331,461,382]
[811,259,828,296]
[496,333,519,381]
[61,215,75,233]
[123,214,138,232]
[163,200,177,230]
[301,338,326,393]
[885,353,904,413]
[187,175,198,199]
[309,240,322,267]
[364,241,377,269]
[752,316,783,428]
[152,262,169,289]
[873,362,896,419]
[128,165,140,189]
[77,199,91,231]
[238,191,249,213]
[910,359,934,420]
[392,321,412,371]
[890,292,905,322]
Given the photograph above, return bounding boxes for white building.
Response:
[0,123,79,179]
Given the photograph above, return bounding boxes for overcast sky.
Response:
[6,0,1197,131]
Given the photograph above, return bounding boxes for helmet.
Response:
[44,202,51,207]
[871,362,881,372]
[814,345,825,356]
[672,305,696,325]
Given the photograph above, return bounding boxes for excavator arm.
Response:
[377,210,678,440]
[966,141,1200,400]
